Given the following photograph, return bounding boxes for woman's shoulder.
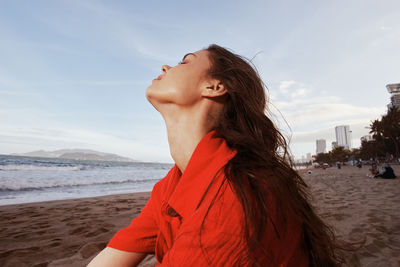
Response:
[201,179,246,233]
[149,165,180,202]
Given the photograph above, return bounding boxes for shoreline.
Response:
[1,168,311,207]
[1,166,400,266]
[0,190,152,208]
[0,163,381,207]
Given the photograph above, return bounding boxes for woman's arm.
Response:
[89,178,166,266]
[87,247,147,267]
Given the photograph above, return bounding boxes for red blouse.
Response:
[107,130,308,266]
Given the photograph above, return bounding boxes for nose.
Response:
[162,65,171,73]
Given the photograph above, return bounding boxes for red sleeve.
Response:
[107,181,162,253]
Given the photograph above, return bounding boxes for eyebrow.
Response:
[182,52,197,61]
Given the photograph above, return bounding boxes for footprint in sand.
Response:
[0,246,41,258]
[35,230,47,235]
[32,262,48,267]
[14,233,29,239]
[359,249,376,258]
[84,227,109,237]
[79,242,107,259]
[374,225,389,234]
[47,242,62,248]
[350,227,363,235]
[66,222,78,227]
[76,207,91,212]
[333,213,348,221]
[33,222,50,228]
[61,217,72,223]
[364,239,386,254]
[69,226,86,235]
[115,207,131,212]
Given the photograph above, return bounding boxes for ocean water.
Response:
[0,155,173,206]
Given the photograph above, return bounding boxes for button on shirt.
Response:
[107,130,308,266]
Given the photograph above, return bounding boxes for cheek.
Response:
[173,75,203,105]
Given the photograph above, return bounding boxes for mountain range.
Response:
[13,149,136,162]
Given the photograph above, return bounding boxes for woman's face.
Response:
[146,49,211,108]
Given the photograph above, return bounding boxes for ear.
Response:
[201,80,227,98]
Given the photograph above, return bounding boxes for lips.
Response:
[155,75,163,80]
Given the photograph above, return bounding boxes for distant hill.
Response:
[13,149,136,162]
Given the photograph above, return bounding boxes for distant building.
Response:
[306,153,312,162]
[335,125,352,150]
[387,83,400,109]
[361,135,372,143]
[316,139,326,154]
[332,141,338,150]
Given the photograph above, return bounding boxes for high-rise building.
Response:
[306,153,312,162]
[387,83,400,110]
[335,125,352,150]
[332,141,338,150]
[361,135,372,143]
[316,139,326,154]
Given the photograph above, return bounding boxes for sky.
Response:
[0,0,399,163]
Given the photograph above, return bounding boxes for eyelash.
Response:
[178,61,186,65]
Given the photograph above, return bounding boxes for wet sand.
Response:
[1,165,399,266]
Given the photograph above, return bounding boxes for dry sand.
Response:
[301,165,400,267]
[0,192,157,267]
[0,165,399,266]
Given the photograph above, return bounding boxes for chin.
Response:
[145,86,151,100]
[145,91,155,105]
[145,84,157,101]
[145,88,161,112]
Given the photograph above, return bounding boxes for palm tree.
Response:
[381,107,400,157]
[368,107,400,158]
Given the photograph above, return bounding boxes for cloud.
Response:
[279,80,296,93]
[270,80,385,129]
[275,80,311,99]
[268,80,386,158]
[284,103,384,126]
[290,87,309,98]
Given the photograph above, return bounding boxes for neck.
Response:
[162,104,218,173]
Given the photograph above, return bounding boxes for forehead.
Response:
[183,49,209,61]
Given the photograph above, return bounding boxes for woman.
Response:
[89,44,346,266]
[375,163,396,179]
[368,163,380,178]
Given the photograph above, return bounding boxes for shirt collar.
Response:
[167,130,237,219]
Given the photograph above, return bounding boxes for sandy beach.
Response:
[302,165,400,267]
[1,165,399,266]
[0,192,157,267]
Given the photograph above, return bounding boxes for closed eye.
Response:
[178,60,186,65]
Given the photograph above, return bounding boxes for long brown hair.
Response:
[206,44,350,266]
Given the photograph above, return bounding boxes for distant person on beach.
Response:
[356,160,362,169]
[336,162,341,169]
[375,163,396,179]
[89,44,349,266]
[368,163,380,178]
